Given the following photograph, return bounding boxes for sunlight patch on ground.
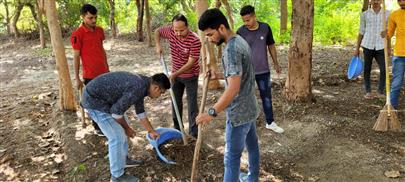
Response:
[12,119,30,129]
[0,162,19,181]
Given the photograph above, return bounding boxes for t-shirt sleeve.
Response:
[190,37,201,60]
[158,26,172,39]
[359,13,366,35]
[71,31,81,50]
[387,12,396,38]
[223,44,243,78]
[266,24,275,45]
[110,90,144,116]
[100,28,105,41]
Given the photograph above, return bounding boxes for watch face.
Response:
[208,108,214,115]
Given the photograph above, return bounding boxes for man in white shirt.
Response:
[354,0,389,99]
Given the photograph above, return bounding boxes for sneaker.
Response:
[111,174,139,182]
[266,122,284,133]
[94,129,105,137]
[239,172,248,182]
[125,157,144,168]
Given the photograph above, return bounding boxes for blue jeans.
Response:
[224,120,260,182]
[255,73,274,124]
[390,56,405,108]
[87,109,129,178]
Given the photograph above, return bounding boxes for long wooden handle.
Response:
[191,76,210,182]
[160,55,188,145]
[79,87,86,128]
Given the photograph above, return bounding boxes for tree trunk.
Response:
[135,0,145,42]
[45,0,76,110]
[4,0,11,35]
[12,3,24,38]
[109,0,117,38]
[144,0,152,47]
[29,2,46,48]
[362,0,369,12]
[280,0,288,34]
[221,0,234,30]
[284,0,314,102]
[36,0,46,48]
[196,0,221,89]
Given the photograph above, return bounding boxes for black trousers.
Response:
[171,76,199,137]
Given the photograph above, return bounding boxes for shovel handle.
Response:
[79,87,87,128]
[191,76,210,182]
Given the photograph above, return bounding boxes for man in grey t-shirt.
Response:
[237,5,284,133]
[197,8,260,181]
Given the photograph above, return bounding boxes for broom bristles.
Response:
[373,104,401,131]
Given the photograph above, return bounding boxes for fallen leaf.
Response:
[384,170,400,178]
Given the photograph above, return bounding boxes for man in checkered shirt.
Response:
[354,0,390,99]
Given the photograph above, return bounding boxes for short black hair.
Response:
[240,5,255,16]
[151,73,171,90]
[172,14,188,26]
[80,4,97,15]
[198,8,230,31]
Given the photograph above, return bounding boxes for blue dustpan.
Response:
[146,127,183,165]
[347,56,364,79]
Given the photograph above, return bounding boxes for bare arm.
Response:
[73,50,83,89]
[212,76,241,113]
[155,29,162,54]
[268,44,281,74]
[170,57,196,81]
[196,75,241,125]
[354,34,364,56]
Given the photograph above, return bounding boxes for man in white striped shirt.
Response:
[354,0,389,99]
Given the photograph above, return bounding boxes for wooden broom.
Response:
[373,0,400,131]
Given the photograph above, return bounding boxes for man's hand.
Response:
[156,45,163,55]
[206,69,217,80]
[274,64,282,74]
[196,113,214,125]
[148,130,160,140]
[353,49,360,57]
[169,74,176,84]
[125,127,136,138]
[380,30,387,38]
[76,78,84,90]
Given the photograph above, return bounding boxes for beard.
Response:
[216,37,225,46]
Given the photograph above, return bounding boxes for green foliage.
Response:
[67,163,87,176]
[33,46,52,57]
[0,0,397,45]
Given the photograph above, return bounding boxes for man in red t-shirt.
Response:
[155,14,201,138]
[71,4,109,136]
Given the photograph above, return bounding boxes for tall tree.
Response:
[27,1,46,48]
[284,0,314,101]
[135,0,145,42]
[36,0,46,48]
[45,0,76,110]
[280,0,288,34]
[109,0,117,38]
[362,0,369,12]
[12,2,24,38]
[2,0,11,35]
[221,0,234,30]
[144,0,152,46]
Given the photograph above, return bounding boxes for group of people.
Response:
[72,4,282,182]
[70,0,405,181]
[354,0,404,109]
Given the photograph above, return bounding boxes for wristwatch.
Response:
[208,107,217,117]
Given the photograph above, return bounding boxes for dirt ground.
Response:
[0,35,404,182]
